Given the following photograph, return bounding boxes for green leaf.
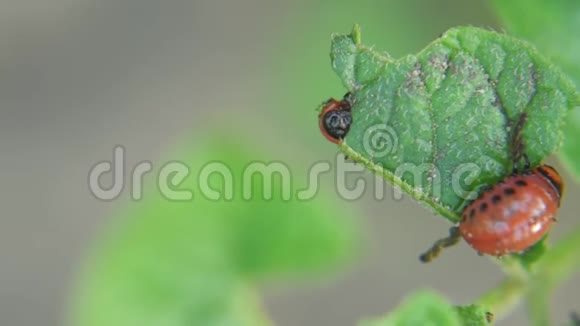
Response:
[492,0,580,179]
[70,136,358,326]
[455,305,493,326]
[359,291,460,326]
[513,236,549,270]
[331,25,579,221]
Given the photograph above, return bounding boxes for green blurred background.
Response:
[2,0,579,325]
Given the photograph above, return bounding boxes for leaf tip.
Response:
[351,24,362,45]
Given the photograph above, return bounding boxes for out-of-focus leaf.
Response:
[330,25,579,222]
[527,226,580,326]
[560,109,580,179]
[493,0,580,180]
[514,236,548,270]
[455,305,493,326]
[71,136,358,326]
[358,291,460,326]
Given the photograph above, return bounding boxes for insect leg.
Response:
[419,226,461,263]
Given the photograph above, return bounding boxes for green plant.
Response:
[325,4,580,324]
[69,2,580,326]
[71,139,359,326]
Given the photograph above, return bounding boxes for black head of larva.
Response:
[322,110,352,142]
[319,95,353,144]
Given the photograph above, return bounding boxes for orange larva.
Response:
[318,94,352,144]
[459,165,563,256]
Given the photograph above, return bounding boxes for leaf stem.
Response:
[476,258,529,323]
[476,226,580,324]
[527,226,580,326]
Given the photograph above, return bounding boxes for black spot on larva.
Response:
[469,208,475,218]
[491,195,501,204]
[515,180,528,187]
[504,188,515,196]
[480,202,488,212]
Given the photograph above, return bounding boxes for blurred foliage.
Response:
[526,226,580,326]
[358,291,490,326]
[71,136,358,326]
[493,0,580,180]
[468,226,580,326]
[70,1,580,325]
[454,305,493,326]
